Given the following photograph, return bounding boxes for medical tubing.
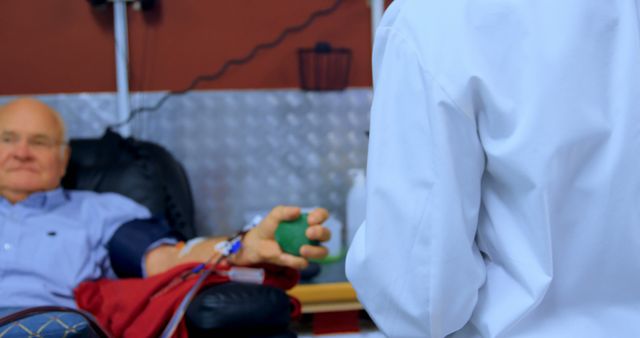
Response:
[159,269,212,338]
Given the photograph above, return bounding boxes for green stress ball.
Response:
[275,213,320,256]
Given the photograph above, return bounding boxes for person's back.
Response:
[346,0,640,337]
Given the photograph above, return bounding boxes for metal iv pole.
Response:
[113,0,131,136]
[369,0,384,45]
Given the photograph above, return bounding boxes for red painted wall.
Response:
[0,0,373,95]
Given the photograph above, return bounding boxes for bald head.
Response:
[0,97,70,203]
[0,98,67,143]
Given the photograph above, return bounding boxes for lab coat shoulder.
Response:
[381,0,531,115]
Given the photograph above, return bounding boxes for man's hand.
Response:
[145,206,331,276]
[230,206,331,269]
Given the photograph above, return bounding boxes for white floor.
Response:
[298,332,385,338]
[293,312,385,338]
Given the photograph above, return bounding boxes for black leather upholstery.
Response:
[61,130,296,337]
[61,129,195,239]
[186,282,295,338]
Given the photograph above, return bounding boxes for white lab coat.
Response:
[346,0,640,337]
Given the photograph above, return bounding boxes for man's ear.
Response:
[61,144,71,176]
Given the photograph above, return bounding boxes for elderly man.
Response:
[0,97,330,309]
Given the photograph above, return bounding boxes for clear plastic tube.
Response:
[226,267,265,284]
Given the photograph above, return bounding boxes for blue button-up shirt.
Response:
[0,188,150,308]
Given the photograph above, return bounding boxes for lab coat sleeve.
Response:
[346,26,486,337]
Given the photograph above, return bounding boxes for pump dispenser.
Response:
[346,168,366,247]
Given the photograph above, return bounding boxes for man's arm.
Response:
[345,22,486,338]
[145,206,330,276]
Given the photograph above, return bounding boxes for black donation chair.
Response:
[62,129,297,338]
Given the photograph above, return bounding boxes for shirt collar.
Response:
[1,187,69,210]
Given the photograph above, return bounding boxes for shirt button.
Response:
[3,243,11,251]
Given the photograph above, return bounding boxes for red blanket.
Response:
[75,263,300,338]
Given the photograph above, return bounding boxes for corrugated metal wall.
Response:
[0,89,371,235]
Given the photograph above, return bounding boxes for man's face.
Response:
[0,99,70,203]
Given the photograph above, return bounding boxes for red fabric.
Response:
[75,263,300,338]
[312,310,360,334]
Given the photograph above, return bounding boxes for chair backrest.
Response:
[61,129,196,239]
